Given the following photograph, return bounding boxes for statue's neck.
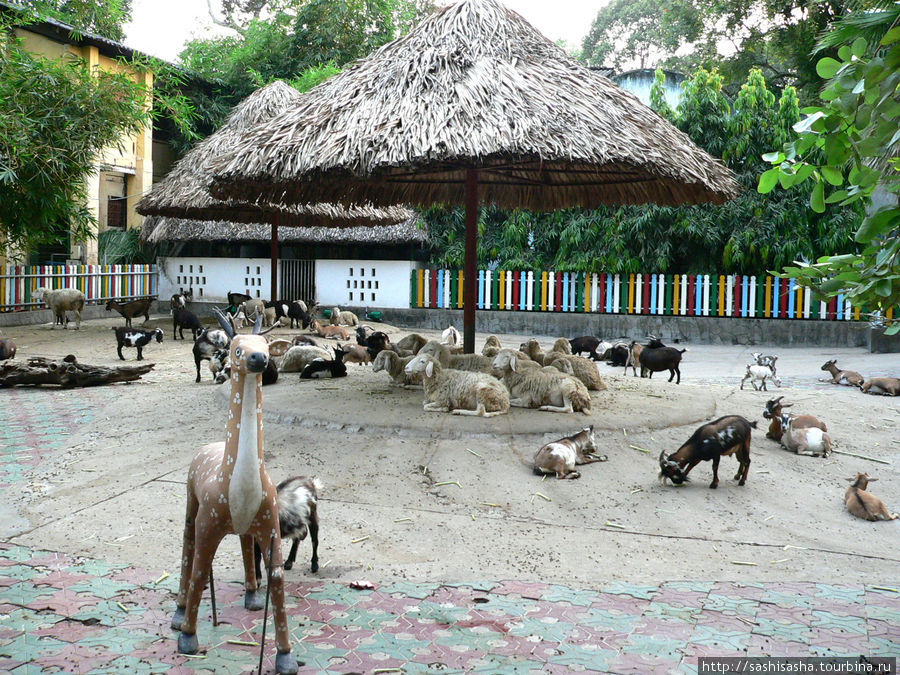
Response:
[223,371,265,533]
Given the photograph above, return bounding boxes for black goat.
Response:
[284,300,312,329]
[607,342,629,367]
[356,325,374,346]
[361,330,392,360]
[112,326,163,361]
[0,337,17,360]
[172,307,202,340]
[193,328,231,382]
[569,336,603,361]
[300,346,348,379]
[659,415,755,489]
[171,290,193,310]
[254,476,321,579]
[639,346,686,383]
[106,297,153,327]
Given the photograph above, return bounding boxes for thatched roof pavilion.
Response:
[210,0,740,350]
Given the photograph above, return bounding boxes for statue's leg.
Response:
[266,537,298,674]
[177,527,224,655]
[172,489,199,631]
[240,534,264,610]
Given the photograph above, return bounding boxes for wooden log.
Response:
[0,354,154,388]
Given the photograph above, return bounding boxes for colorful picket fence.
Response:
[0,264,158,312]
[409,270,884,321]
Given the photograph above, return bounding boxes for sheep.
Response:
[192,328,231,383]
[482,335,503,357]
[106,297,153,327]
[35,287,85,329]
[751,352,778,375]
[300,347,348,379]
[112,326,163,361]
[844,474,898,521]
[520,339,549,365]
[404,353,509,417]
[291,334,319,347]
[372,349,422,388]
[279,345,331,372]
[861,377,900,396]
[779,413,832,457]
[550,338,572,355]
[659,415,755,489]
[0,337,17,360]
[544,353,606,391]
[338,344,371,365]
[533,426,607,479]
[820,359,864,387]
[171,289,193,309]
[172,307,202,340]
[254,476,322,579]
[394,333,427,356]
[491,349,591,414]
[441,325,461,346]
[418,340,496,376]
[762,396,826,442]
[309,318,350,340]
[740,364,782,391]
[569,336,605,361]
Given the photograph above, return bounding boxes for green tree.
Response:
[13,0,132,40]
[759,1,900,330]
[0,22,151,251]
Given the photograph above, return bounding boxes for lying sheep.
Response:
[405,353,509,417]
[533,426,607,479]
[845,473,897,521]
[520,339,549,365]
[861,377,900,396]
[395,333,427,357]
[545,353,606,391]
[492,349,591,414]
[279,345,331,372]
[418,340,496,376]
[330,306,359,326]
[372,349,422,388]
[35,287,85,329]
[482,335,503,357]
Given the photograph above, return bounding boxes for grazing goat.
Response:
[861,377,900,396]
[659,415,754,489]
[285,301,311,329]
[279,345,331,373]
[844,474,897,521]
[106,297,153,327]
[172,307,202,340]
[35,287,85,329]
[762,396,826,442]
[309,318,349,340]
[0,337,17,360]
[482,335,503,357]
[338,344,371,365]
[569,336,605,361]
[372,350,422,388]
[492,349,591,414]
[254,476,322,579]
[441,325,461,346]
[606,341,630,367]
[751,352,778,375]
[300,347,349,379]
[405,353,510,417]
[779,413,832,457]
[394,333,427,357]
[634,343,686,383]
[533,426,607,479]
[112,326,163,361]
[192,328,230,383]
[171,290,193,309]
[820,359,864,387]
[740,364,781,391]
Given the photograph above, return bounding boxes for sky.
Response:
[123,0,605,63]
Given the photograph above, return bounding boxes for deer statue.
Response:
[171,309,298,674]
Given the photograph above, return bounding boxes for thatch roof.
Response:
[210,0,740,211]
[140,215,427,246]
[137,81,411,227]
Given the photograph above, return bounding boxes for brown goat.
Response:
[820,360,864,387]
[309,318,349,340]
[762,397,827,441]
[845,474,897,521]
[106,297,153,327]
[659,415,755,489]
[861,377,900,396]
[339,344,372,365]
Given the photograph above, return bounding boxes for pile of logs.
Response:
[0,355,154,388]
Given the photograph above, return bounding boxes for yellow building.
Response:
[2,5,156,266]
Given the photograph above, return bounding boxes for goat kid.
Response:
[533,426,607,479]
[845,474,898,521]
[193,328,231,383]
[309,318,349,340]
[740,364,781,391]
[779,413,832,457]
[762,397,826,442]
[300,347,349,379]
[113,326,163,361]
[820,360,864,387]
[751,352,778,375]
[254,477,322,581]
[106,297,153,327]
[659,415,754,489]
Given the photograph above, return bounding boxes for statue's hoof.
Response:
[245,590,264,611]
[177,631,199,655]
[275,650,300,674]
[171,607,186,631]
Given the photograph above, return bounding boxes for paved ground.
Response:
[1,315,899,672]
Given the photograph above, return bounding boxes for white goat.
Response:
[35,287,85,329]
[404,353,509,417]
[279,345,331,372]
[779,413,832,457]
[751,352,778,375]
[441,325,460,346]
[491,349,591,414]
[371,350,422,388]
[740,364,782,391]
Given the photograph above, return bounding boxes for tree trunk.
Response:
[0,355,154,388]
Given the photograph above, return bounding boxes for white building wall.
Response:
[158,257,271,303]
[317,259,417,309]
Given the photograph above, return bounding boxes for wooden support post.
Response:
[463,168,479,354]
[270,223,279,302]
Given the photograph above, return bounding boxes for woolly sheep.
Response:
[329,306,359,326]
[417,340,497,377]
[544,353,607,391]
[279,345,331,372]
[405,353,509,417]
[441,325,461,345]
[520,339,548,365]
[35,287,85,329]
[394,333,428,356]
[482,335,503,357]
[372,349,422,388]
[492,349,591,414]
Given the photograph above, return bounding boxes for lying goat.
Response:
[820,359,864,387]
[740,364,781,391]
[659,415,754,489]
[254,476,321,579]
[309,318,349,340]
[861,377,900,396]
[112,327,163,361]
[779,413,832,457]
[300,347,348,379]
[762,396,826,442]
[533,426,607,479]
[845,473,897,522]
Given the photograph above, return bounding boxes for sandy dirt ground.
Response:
[2,313,898,590]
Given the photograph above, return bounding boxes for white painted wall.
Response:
[316,259,417,309]
[158,257,271,303]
